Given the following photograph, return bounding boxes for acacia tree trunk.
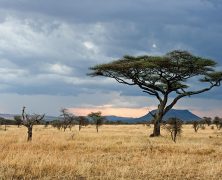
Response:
[150,105,165,137]
[151,115,162,137]
[27,126,33,141]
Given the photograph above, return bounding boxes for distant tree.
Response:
[21,107,45,141]
[199,119,206,129]
[213,116,222,130]
[14,115,22,128]
[192,121,200,133]
[88,112,105,132]
[89,50,222,137]
[163,117,183,142]
[51,120,63,130]
[0,117,2,129]
[0,117,7,131]
[60,108,76,132]
[202,117,212,126]
[0,117,3,125]
[116,120,123,125]
[76,116,89,131]
[44,121,49,128]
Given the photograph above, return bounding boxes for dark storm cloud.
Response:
[0,0,222,100]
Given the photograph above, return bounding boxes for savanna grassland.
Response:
[0,125,222,180]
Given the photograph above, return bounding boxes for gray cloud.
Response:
[0,0,221,114]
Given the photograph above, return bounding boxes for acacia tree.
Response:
[21,107,45,141]
[88,112,104,132]
[89,50,222,137]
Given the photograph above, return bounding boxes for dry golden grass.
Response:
[0,124,222,179]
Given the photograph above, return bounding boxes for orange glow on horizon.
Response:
[68,107,222,118]
[68,107,156,118]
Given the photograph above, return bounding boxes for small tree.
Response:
[202,117,212,126]
[60,108,76,132]
[76,116,89,131]
[89,50,222,137]
[21,107,45,141]
[213,116,222,130]
[44,121,49,128]
[52,120,63,130]
[0,117,7,131]
[88,112,105,132]
[14,115,22,128]
[163,117,183,142]
[192,121,200,133]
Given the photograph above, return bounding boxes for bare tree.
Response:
[88,112,105,133]
[21,107,45,141]
[60,108,75,132]
[163,117,183,142]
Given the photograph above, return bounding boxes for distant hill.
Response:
[105,109,201,123]
[135,109,201,122]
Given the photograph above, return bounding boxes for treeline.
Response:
[1,115,222,127]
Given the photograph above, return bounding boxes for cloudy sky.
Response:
[0,0,222,117]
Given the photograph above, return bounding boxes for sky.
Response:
[0,0,222,118]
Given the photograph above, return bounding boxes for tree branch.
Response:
[164,82,219,114]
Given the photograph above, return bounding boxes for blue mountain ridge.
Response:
[105,109,201,123]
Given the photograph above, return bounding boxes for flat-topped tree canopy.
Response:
[88,50,222,136]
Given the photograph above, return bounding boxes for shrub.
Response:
[163,117,183,142]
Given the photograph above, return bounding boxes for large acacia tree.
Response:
[88,50,222,136]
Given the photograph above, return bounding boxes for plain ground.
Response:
[0,124,222,180]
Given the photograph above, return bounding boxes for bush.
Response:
[163,117,183,142]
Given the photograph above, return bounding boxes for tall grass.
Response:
[0,125,222,179]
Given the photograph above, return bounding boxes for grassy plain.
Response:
[0,124,222,179]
